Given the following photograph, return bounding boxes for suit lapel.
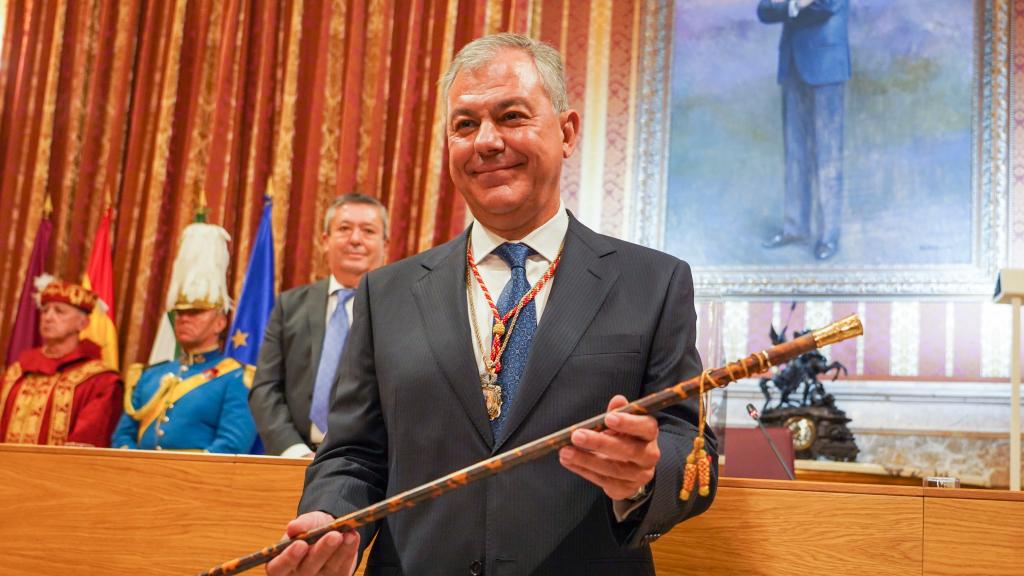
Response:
[494,216,619,451]
[307,279,330,374]
[412,231,495,446]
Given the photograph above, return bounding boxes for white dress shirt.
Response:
[466,203,568,375]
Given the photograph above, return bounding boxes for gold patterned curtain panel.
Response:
[0,0,657,366]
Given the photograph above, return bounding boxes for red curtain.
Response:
[0,0,652,365]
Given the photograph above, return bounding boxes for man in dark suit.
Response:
[268,33,716,575]
[758,0,850,260]
[248,193,389,457]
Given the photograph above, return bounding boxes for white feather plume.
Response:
[32,273,56,308]
[165,223,233,312]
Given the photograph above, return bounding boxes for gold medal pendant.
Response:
[480,372,502,420]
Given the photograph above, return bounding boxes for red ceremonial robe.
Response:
[0,340,123,446]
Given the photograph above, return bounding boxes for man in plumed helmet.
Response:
[0,276,123,446]
[111,223,256,453]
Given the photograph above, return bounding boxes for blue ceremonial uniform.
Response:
[111,350,257,453]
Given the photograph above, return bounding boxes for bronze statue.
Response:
[757,322,859,462]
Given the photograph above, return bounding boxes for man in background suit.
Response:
[249,193,389,457]
[758,0,850,260]
[268,33,716,575]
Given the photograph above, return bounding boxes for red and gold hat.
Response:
[39,278,97,313]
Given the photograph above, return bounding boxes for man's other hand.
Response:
[558,394,660,501]
[265,511,360,576]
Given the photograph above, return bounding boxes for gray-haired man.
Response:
[249,193,389,457]
[268,32,713,576]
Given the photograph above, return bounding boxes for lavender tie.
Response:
[310,288,356,433]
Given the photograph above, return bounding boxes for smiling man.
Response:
[249,193,389,457]
[268,34,715,576]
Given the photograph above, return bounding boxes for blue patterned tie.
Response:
[492,243,537,437]
[310,288,356,433]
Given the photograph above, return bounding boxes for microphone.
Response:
[745,403,795,481]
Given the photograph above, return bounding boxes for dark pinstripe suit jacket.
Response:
[299,214,717,575]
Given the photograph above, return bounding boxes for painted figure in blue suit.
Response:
[758,0,850,260]
[112,223,257,453]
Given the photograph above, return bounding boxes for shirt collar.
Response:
[328,275,343,296]
[328,275,358,296]
[470,201,568,264]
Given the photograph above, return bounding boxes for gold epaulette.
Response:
[243,364,256,389]
[122,363,145,417]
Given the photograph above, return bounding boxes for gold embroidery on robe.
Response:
[2,360,109,445]
[0,363,24,424]
[47,361,110,444]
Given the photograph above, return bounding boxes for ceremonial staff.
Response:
[200,315,863,576]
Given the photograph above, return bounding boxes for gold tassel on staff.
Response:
[199,315,864,576]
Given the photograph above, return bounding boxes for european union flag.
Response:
[226,197,275,366]
[227,197,274,455]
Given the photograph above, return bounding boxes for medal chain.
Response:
[466,242,562,373]
[467,267,524,375]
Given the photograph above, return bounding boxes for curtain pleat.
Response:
[0,0,635,366]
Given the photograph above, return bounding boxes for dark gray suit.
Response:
[300,215,717,575]
[249,279,329,455]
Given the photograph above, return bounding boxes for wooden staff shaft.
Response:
[201,315,863,576]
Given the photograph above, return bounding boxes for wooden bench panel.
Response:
[1,445,1021,575]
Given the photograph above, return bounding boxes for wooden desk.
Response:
[0,445,1020,575]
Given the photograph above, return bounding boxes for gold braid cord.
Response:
[681,352,758,501]
[680,371,713,500]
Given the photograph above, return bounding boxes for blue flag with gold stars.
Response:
[226,197,275,367]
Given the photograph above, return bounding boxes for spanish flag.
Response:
[81,207,119,370]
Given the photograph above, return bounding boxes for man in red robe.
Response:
[0,277,122,446]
